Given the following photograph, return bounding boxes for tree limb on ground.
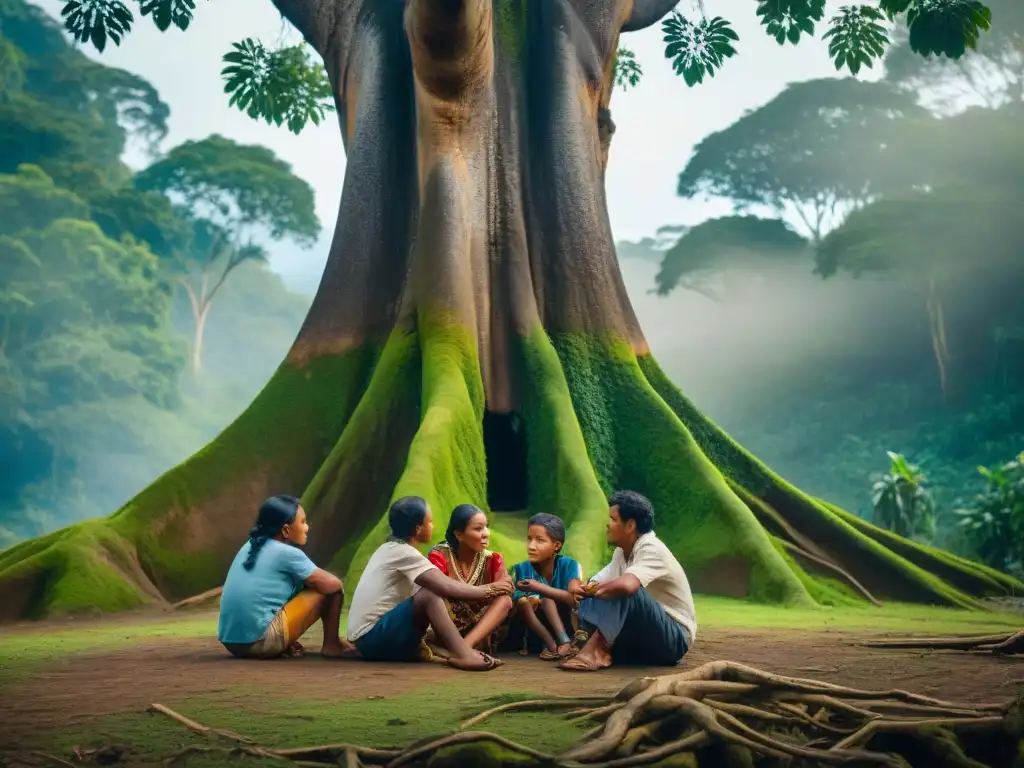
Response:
[171,587,223,610]
[860,629,1024,654]
[138,661,1020,767]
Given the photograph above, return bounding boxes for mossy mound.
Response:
[0,320,1020,621]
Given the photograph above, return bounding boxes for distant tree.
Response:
[654,215,808,297]
[676,79,928,243]
[0,0,168,177]
[816,106,1023,400]
[884,0,1024,113]
[133,135,320,372]
[0,201,184,534]
[871,451,935,540]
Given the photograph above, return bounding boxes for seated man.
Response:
[559,490,696,672]
[346,496,512,671]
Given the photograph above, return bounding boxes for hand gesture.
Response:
[568,581,589,601]
[516,578,538,592]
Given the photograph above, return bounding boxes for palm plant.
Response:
[954,452,1024,576]
[871,451,935,540]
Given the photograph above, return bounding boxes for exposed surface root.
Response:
[862,630,1024,654]
[129,661,1021,767]
[170,587,223,611]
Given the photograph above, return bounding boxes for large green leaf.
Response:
[662,11,739,87]
[60,0,133,52]
[221,39,334,135]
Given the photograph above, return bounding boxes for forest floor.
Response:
[1,598,1022,767]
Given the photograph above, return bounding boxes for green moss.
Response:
[340,313,492,586]
[0,522,150,619]
[300,329,423,578]
[825,501,1023,596]
[637,354,1018,608]
[551,333,810,605]
[0,345,380,617]
[494,0,528,63]
[114,345,379,598]
[516,326,609,576]
[768,536,865,608]
[427,741,540,767]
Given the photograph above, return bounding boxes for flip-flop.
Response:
[446,653,503,672]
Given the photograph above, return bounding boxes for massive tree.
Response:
[1,0,1020,621]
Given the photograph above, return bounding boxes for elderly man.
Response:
[559,490,696,671]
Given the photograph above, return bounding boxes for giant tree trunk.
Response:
[0,0,1019,620]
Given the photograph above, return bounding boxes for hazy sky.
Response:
[35,0,851,284]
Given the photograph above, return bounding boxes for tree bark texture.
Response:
[0,0,1020,621]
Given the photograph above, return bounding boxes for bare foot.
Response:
[557,652,610,671]
[321,640,360,659]
[284,641,306,658]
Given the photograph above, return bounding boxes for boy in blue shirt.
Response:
[509,513,583,660]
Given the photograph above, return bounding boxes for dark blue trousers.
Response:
[577,588,689,666]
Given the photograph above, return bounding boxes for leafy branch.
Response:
[138,0,197,32]
[756,0,827,45]
[61,0,133,52]
[221,39,334,135]
[614,47,643,90]
[662,12,739,87]
[823,5,889,75]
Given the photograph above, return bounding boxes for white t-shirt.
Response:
[347,541,437,641]
[590,532,697,642]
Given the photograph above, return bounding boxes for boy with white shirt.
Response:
[346,496,511,671]
[559,490,696,671]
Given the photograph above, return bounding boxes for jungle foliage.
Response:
[655,5,1023,572]
[0,0,312,547]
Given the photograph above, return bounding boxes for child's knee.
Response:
[516,597,537,613]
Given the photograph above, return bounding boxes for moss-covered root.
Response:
[517,327,610,575]
[335,313,492,585]
[0,347,379,619]
[552,334,811,605]
[637,354,1024,607]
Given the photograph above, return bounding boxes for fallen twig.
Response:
[171,587,223,610]
[861,629,1024,654]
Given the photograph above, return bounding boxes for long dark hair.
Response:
[243,494,301,570]
[444,503,484,551]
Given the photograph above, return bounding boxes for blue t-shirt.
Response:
[510,555,582,602]
[217,539,317,644]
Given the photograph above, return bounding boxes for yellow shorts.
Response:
[223,589,324,659]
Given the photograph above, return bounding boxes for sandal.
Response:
[539,648,561,661]
[446,653,504,672]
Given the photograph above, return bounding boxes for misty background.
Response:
[1,0,1022,572]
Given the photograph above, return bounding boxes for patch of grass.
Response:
[2,596,1016,676]
[698,595,1023,633]
[0,615,216,687]
[36,685,589,765]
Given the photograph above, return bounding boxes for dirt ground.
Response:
[3,624,1022,749]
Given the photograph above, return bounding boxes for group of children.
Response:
[218,490,697,673]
